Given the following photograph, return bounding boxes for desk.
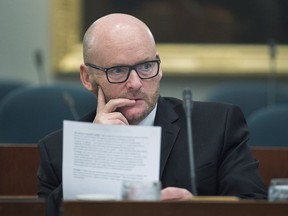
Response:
[0,144,287,199]
[0,144,39,195]
[0,196,45,216]
[252,147,288,188]
[63,200,288,216]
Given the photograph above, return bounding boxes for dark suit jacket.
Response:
[37,97,267,216]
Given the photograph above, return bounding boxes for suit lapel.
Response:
[155,97,180,178]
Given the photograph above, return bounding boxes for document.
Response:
[62,120,161,200]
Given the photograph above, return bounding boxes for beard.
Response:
[115,87,160,125]
[118,91,159,125]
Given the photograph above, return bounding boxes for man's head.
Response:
[80,13,162,125]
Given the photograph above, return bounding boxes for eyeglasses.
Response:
[85,59,161,84]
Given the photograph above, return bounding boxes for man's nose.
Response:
[126,69,142,89]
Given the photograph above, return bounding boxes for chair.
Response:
[247,105,288,147]
[0,81,27,103]
[205,83,288,119]
[0,84,97,144]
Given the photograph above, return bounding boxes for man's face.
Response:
[88,34,162,125]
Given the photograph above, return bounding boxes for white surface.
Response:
[63,120,161,200]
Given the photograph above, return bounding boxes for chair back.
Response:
[0,84,96,143]
[247,105,288,147]
[206,83,288,119]
[0,81,27,103]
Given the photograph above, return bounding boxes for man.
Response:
[37,13,267,216]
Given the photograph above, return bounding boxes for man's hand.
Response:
[160,187,193,201]
[93,87,136,125]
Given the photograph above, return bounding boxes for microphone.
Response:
[62,91,80,120]
[34,49,47,85]
[267,39,277,106]
[182,88,197,196]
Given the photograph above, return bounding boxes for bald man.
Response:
[37,13,267,216]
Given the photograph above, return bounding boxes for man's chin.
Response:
[121,108,146,125]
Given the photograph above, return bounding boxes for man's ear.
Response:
[80,64,93,92]
[156,53,160,60]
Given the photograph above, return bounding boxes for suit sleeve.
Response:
[37,139,62,216]
[217,105,267,199]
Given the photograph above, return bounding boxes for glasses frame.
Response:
[85,59,161,84]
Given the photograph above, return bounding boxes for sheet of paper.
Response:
[62,120,161,200]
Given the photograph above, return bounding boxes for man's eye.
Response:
[140,62,153,71]
[110,67,126,74]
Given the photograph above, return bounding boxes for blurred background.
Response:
[1,0,288,101]
[1,1,288,195]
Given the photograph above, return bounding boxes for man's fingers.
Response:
[95,86,136,125]
[104,98,136,113]
[96,86,106,112]
[97,87,136,113]
[94,112,130,125]
[160,187,193,201]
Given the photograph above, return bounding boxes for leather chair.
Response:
[206,82,288,119]
[0,84,97,143]
[247,105,288,147]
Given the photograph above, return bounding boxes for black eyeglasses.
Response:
[85,59,161,84]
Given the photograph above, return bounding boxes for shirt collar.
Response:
[138,103,157,126]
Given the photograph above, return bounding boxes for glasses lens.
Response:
[136,61,158,78]
[107,66,129,83]
[106,60,160,83]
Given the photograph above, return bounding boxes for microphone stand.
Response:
[183,88,197,196]
[62,92,80,120]
[267,39,277,106]
[181,89,240,201]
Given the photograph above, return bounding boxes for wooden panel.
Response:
[252,147,288,188]
[63,201,288,216]
[0,144,287,197]
[0,196,45,216]
[0,144,39,195]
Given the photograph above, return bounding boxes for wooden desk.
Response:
[0,144,287,197]
[0,196,45,216]
[252,147,288,188]
[0,144,39,195]
[63,200,288,216]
